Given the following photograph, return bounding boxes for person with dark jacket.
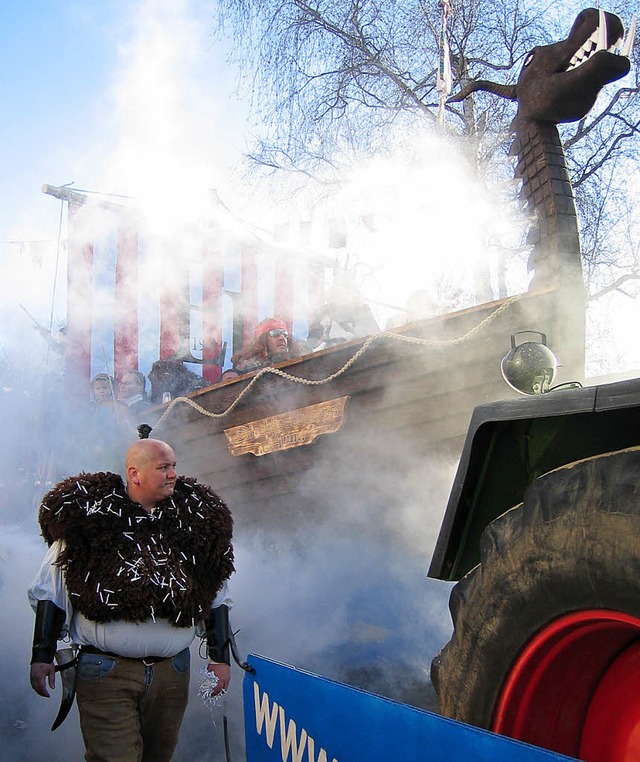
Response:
[116,369,152,427]
[147,360,210,404]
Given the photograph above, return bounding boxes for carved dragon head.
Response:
[449,8,634,127]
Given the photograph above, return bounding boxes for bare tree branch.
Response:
[588,273,640,301]
[215,0,640,310]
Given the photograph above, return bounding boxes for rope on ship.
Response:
[153,294,521,428]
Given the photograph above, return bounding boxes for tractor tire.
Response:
[431,446,640,761]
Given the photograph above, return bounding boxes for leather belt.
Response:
[80,645,168,665]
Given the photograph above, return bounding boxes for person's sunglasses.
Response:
[268,329,288,338]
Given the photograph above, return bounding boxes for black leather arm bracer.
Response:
[205,604,230,664]
[31,600,65,664]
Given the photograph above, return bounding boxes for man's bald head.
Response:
[126,439,177,512]
[126,438,174,470]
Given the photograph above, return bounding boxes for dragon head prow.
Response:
[448,8,634,128]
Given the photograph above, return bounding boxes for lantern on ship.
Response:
[501,331,558,395]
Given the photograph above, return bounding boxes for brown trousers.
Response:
[75,648,190,762]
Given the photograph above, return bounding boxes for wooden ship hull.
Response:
[151,286,581,530]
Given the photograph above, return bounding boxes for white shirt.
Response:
[28,539,232,658]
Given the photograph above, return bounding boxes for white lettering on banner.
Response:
[254,683,279,748]
[306,737,330,762]
[279,706,308,762]
[253,683,339,762]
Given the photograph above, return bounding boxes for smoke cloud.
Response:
[1,4,459,759]
[170,413,457,759]
[4,1,639,760]
[3,395,456,761]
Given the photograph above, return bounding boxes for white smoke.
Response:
[4,1,640,760]
[98,0,249,236]
[1,4,457,760]
[0,527,85,760]
[170,414,458,759]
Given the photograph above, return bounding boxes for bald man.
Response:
[28,438,234,761]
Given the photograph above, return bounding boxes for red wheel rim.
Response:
[492,610,640,761]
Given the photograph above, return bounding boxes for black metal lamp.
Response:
[501,331,558,395]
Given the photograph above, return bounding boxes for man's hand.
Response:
[206,662,231,694]
[30,662,56,698]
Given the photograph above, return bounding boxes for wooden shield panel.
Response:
[224,397,349,456]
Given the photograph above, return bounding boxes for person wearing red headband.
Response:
[230,318,303,375]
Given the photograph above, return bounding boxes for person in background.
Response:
[28,437,235,762]
[306,269,380,351]
[90,373,118,408]
[116,369,151,423]
[147,360,210,404]
[88,373,131,471]
[219,368,241,383]
[384,289,438,330]
[230,318,304,375]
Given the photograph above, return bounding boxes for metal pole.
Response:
[437,0,453,130]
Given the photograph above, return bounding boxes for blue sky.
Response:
[2,3,120,239]
[0,0,247,245]
[0,0,254,359]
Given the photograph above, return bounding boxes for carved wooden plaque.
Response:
[223,396,349,456]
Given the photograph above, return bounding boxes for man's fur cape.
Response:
[39,472,234,627]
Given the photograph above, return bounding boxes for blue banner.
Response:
[243,654,576,762]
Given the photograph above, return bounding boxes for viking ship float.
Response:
[34,9,640,760]
[44,184,581,531]
[41,7,633,533]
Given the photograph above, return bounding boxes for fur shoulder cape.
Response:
[38,472,234,627]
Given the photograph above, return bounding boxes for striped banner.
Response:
[63,200,326,400]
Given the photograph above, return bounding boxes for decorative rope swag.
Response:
[154,295,521,429]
